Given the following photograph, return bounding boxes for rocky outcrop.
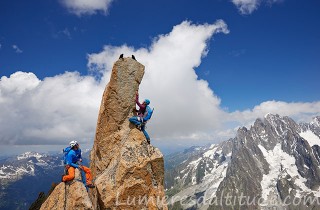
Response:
[40,57,167,210]
[90,57,167,209]
[40,169,93,210]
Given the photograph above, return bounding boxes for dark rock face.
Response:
[166,114,320,210]
[212,114,320,210]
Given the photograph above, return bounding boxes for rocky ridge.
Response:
[166,114,320,210]
[40,170,93,210]
[90,57,167,209]
[40,57,167,210]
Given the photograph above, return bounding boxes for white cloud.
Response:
[0,72,40,95]
[0,71,104,145]
[0,20,229,147]
[230,49,246,57]
[60,0,114,16]
[88,20,230,141]
[12,45,23,53]
[266,0,284,4]
[231,0,283,14]
[232,0,261,14]
[1,20,319,151]
[52,28,73,40]
[60,28,72,39]
[229,101,320,125]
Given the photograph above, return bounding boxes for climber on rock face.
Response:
[62,140,95,188]
[129,91,153,144]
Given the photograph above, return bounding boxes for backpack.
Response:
[63,146,82,165]
[63,146,72,165]
[143,106,154,122]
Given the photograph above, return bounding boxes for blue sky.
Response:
[0,0,319,155]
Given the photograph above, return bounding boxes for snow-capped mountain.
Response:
[0,150,90,210]
[0,151,63,210]
[165,141,233,210]
[0,152,60,181]
[165,114,320,210]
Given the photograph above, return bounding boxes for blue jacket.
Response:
[66,149,82,168]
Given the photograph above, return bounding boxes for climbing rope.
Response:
[63,166,67,210]
[64,183,67,210]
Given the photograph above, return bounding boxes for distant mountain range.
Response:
[1,114,320,210]
[164,114,320,210]
[0,150,90,210]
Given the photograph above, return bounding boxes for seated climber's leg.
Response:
[62,166,75,182]
[81,166,94,187]
[141,125,150,144]
[129,116,142,127]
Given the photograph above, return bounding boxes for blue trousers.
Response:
[129,116,150,140]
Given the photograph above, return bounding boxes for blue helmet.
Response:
[144,99,150,105]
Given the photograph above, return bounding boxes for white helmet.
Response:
[69,140,78,148]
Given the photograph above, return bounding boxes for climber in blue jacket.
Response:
[62,140,94,188]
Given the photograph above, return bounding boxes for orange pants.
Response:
[62,166,93,185]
